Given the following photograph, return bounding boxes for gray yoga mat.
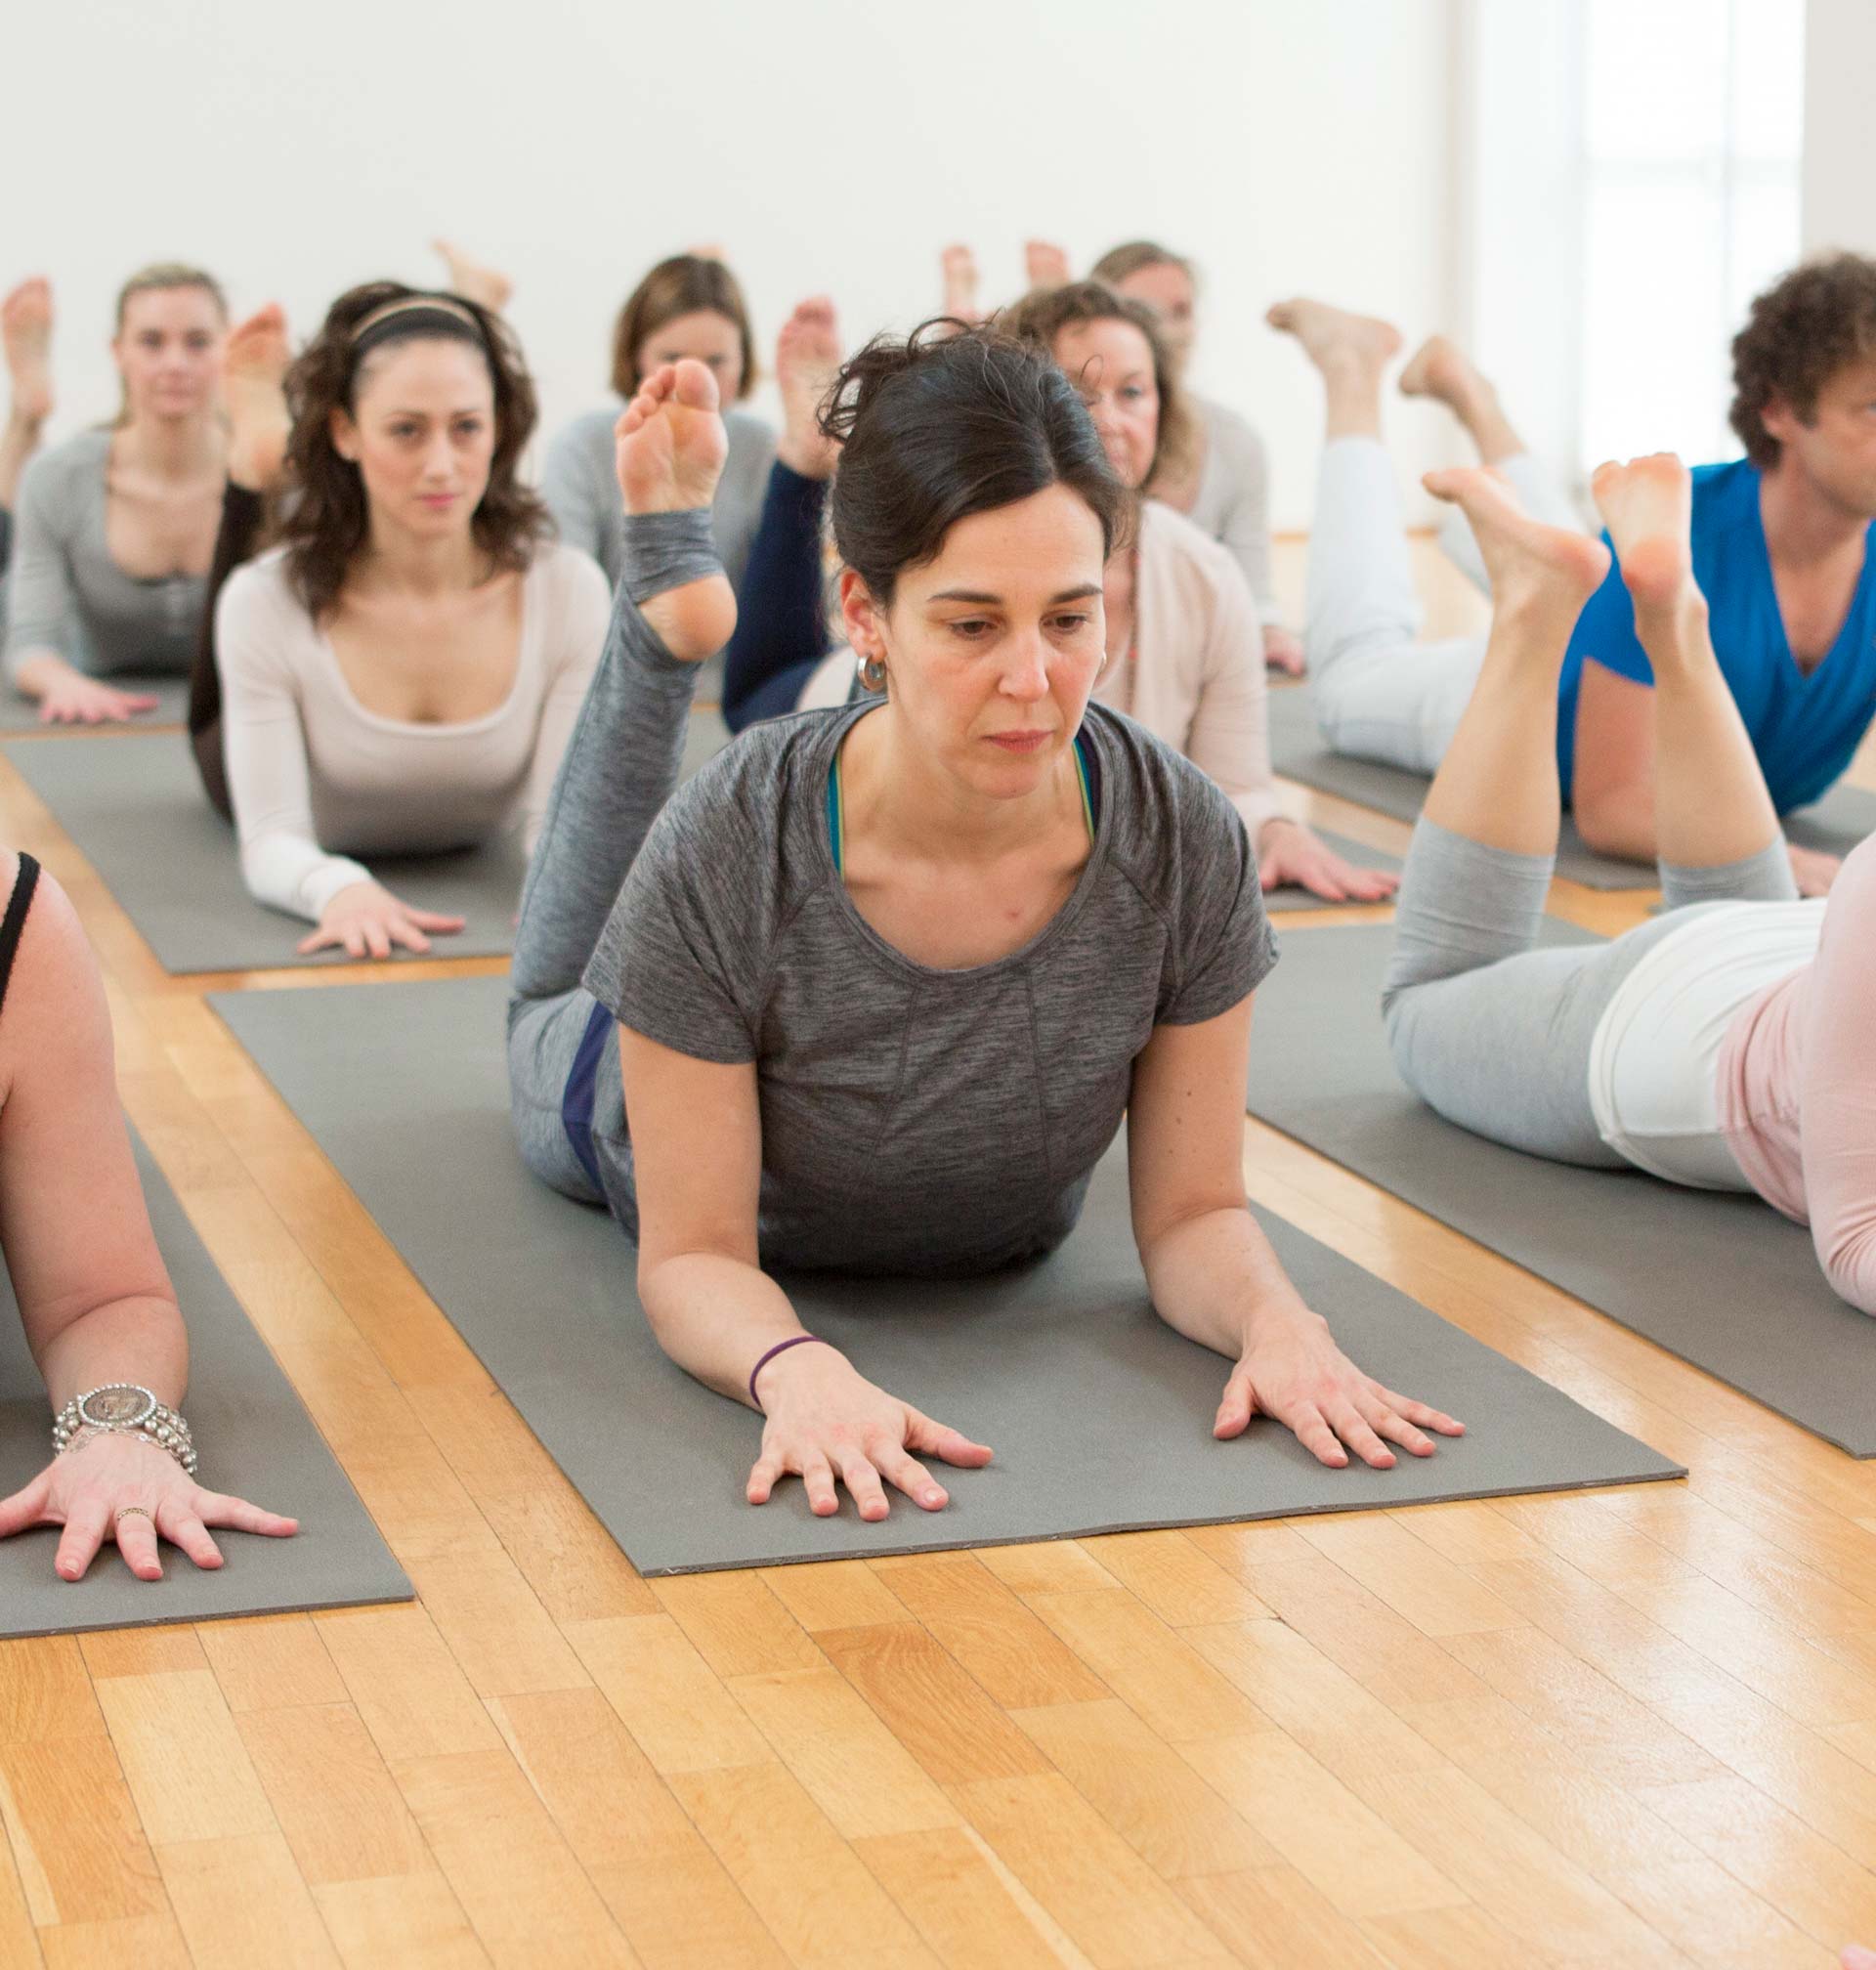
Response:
[0,677,190,733]
[1245,921,1876,1456]
[1266,685,1876,890]
[0,1135,411,1637]
[210,974,1677,1575]
[1,712,732,974]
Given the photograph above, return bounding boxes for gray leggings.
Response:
[1383,820,1798,1167]
[506,510,722,1205]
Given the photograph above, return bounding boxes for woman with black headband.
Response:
[211,281,611,959]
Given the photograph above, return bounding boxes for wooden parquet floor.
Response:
[2,541,1873,1967]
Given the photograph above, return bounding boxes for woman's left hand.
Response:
[1215,1303,1464,1469]
[0,1431,298,1581]
[1258,819,1398,904]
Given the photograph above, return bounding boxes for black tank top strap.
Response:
[0,854,42,1021]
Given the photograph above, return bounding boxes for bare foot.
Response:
[1423,466,1610,617]
[1398,333,1490,412]
[775,296,842,481]
[614,360,735,661]
[1265,298,1402,378]
[1025,239,1072,291]
[1590,453,1694,613]
[2,278,54,427]
[432,239,513,314]
[940,243,981,323]
[222,304,293,493]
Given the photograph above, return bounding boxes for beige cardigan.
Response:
[1090,500,1283,844]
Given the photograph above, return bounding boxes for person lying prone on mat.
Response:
[505,331,1465,1521]
[4,264,230,726]
[1382,454,1876,1317]
[213,283,612,960]
[0,849,297,1579]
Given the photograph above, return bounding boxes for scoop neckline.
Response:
[806,700,1115,984]
[310,554,538,738]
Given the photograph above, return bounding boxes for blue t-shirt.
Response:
[1556,458,1876,813]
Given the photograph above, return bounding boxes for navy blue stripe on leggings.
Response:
[561,999,615,1194]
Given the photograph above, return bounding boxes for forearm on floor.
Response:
[1139,1205,1312,1360]
[638,1249,832,1407]
[8,647,73,697]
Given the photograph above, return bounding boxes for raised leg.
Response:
[722,298,841,732]
[0,277,53,515]
[1418,467,1612,856]
[1590,454,1785,887]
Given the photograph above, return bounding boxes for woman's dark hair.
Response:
[1730,252,1876,469]
[1000,279,1196,489]
[820,320,1134,607]
[610,253,757,401]
[277,280,548,620]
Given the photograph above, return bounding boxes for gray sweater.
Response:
[540,403,775,597]
[2,429,206,683]
[1184,396,1280,625]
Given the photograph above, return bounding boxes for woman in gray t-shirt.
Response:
[509,331,1463,1523]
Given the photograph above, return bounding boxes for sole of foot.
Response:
[1398,333,1488,409]
[2,277,55,425]
[615,359,736,660]
[1424,465,1611,607]
[223,303,293,491]
[775,296,842,479]
[1266,298,1403,372]
[1591,454,1693,610]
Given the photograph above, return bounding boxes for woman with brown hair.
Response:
[3,264,229,723]
[542,252,774,594]
[719,283,1394,902]
[213,281,610,960]
[1090,240,1303,673]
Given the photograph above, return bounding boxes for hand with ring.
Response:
[0,1430,298,1581]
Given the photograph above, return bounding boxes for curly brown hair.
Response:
[1730,253,1876,469]
[1000,279,1197,489]
[277,281,548,620]
[609,254,757,402]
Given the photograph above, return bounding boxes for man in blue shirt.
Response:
[1277,256,1876,896]
[1563,255,1876,894]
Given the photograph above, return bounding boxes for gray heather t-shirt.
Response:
[581,698,1277,1276]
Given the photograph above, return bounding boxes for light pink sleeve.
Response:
[1798,835,1876,1315]
[520,546,611,854]
[1180,543,1283,845]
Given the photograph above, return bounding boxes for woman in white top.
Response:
[215,281,610,960]
[1004,282,1392,901]
[1089,241,1304,675]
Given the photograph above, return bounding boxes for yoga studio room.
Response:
[3,0,1875,1961]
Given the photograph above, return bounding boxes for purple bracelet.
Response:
[748,1334,827,1409]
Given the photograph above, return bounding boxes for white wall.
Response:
[1803,0,1876,253]
[1,0,1465,532]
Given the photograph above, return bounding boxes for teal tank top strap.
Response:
[826,730,1095,878]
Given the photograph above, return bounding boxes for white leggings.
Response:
[1305,438,1583,773]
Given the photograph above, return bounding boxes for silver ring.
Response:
[113,1506,154,1525]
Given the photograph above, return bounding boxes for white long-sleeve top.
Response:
[215,541,611,921]
[1090,500,1283,845]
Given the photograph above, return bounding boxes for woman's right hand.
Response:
[747,1345,994,1521]
[36,669,160,725]
[298,879,466,960]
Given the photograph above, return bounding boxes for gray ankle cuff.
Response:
[1659,836,1798,910]
[620,509,722,604]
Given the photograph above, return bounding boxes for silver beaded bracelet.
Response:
[51,1384,197,1477]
